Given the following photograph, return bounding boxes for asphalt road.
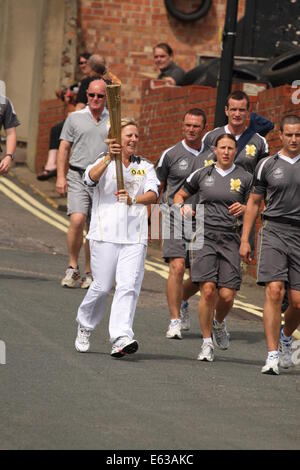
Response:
[0,181,300,450]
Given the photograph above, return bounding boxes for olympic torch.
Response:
[105,84,124,190]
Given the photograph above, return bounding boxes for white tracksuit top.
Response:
[84,154,160,245]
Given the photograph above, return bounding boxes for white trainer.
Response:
[75,324,91,353]
[197,342,214,362]
[261,357,279,375]
[111,337,139,358]
[166,322,182,339]
[81,272,93,289]
[212,318,230,350]
[61,266,81,288]
[180,301,190,331]
[279,336,293,369]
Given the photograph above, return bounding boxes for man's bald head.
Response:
[88,54,106,76]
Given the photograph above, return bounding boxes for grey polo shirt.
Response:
[252,153,300,223]
[60,106,109,169]
[0,96,20,131]
[156,140,211,206]
[201,124,268,174]
[184,164,252,230]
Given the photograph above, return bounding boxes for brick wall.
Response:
[77,0,245,118]
[138,80,262,161]
[36,100,67,173]
[254,86,300,155]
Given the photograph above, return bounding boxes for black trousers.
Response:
[49,120,65,150]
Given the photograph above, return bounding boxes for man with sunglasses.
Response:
[56,78,109,288]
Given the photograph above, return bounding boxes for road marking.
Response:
[0,181,69,233]
[0,176,69,226]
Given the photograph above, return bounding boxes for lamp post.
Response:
[214,0,239,127]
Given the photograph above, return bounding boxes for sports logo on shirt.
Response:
[204,159,214,167]
[273,167,284,179]
[245,144,256,158]
[178,159,188,171]
[230,178,241,192]
[204,175,215,187]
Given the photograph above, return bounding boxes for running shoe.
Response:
[212,318,230,350]
[197,342,214,362]
[279,329,293,369]
[75,324,91,353]
[61,266,81,288]
[111,337,139,358]
[261,357,279,375]
[180,301,190,331]
[81,272,93,289]
[166,322,182,339]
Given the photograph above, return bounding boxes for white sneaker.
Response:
[261,357,279,375]
[75,324,91,352]
[81,272,93,289]
[279,335,293,369]
[180,301,190,331]
[166,322,182,339]
[197,342,214,362]
[212,318,230,350]
[61,266,81,288]
[111,337,139,358]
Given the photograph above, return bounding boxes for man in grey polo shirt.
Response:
[156,108,208,339]
[201,90,269,174]
[240,114,300,376]
[56,78,109,288]
[0,93,20,174]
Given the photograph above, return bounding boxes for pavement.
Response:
[1,160,300,450]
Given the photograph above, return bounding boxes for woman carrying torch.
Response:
[74,118,159,358]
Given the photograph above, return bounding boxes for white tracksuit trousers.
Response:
[76,241,147,343]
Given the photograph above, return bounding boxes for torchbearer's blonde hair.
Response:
[106,117,138,140]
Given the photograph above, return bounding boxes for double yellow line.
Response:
[0,176,69,233]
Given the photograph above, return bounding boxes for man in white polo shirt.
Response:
[56,78,109,288]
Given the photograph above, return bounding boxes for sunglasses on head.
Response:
[87,93,105,99]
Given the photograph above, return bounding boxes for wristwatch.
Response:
[6,153,14,160]
[131,196,136,205]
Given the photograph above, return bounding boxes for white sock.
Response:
[171,319,181,326]
[203,337,213,346]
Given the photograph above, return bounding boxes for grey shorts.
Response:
[67,169,93,221]
[256,220,300,290]
[190,229,242,290]
[162,214,194,268]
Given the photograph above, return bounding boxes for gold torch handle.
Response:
[106,84,124,190]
